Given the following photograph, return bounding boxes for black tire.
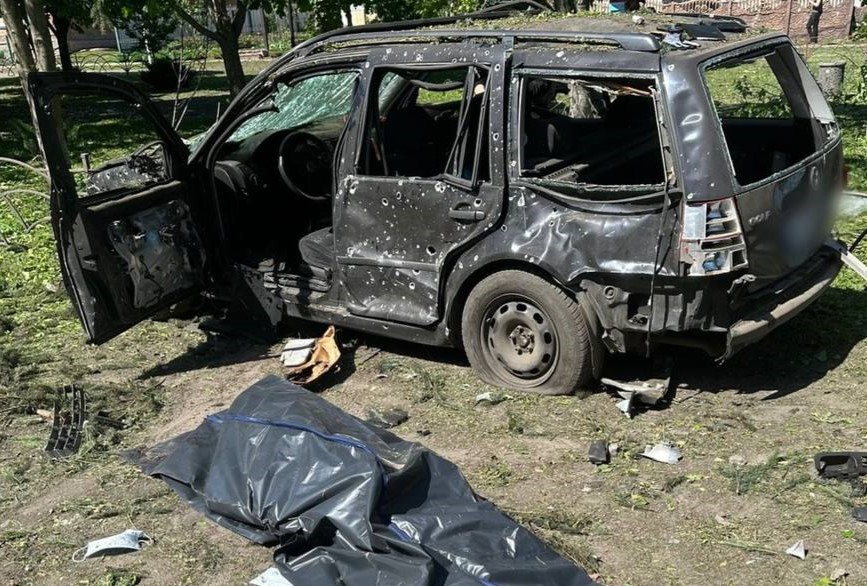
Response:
[461,270,602,395]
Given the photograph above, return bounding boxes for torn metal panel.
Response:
[107,200,203,309]
[72,529,152,562]
[512,47,661,74]
[134,375,596,585]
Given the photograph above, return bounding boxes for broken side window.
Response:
[357,66,490,183]
[517,75,665,194]
[53,92,175,198]
[703,44,836,186]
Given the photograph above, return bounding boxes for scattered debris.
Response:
[45,384,86,458]
[588,440,610,465]
[72,529,151,562]
[608,443,619,457]
[830,569,849,582]
[814,452,867,523]
[714,514,731,526]
[93,410,126,430]
[601,368,672,418]
[826,238,867,284]
[132,375,595,584]
[284,326,341,384]
[250,567,293,586]
[814,452,867,481]
[280,337,316,367]
[631,14,645,25]
[365,407,409,429]
[474,391,507,406]
[640,441,682,465]
[785,540,807,560]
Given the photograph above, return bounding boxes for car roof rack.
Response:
[290,1,661,59]
[306,29,660,54]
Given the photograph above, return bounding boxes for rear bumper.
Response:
[725,245,842,358]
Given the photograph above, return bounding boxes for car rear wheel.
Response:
[461,270,600,395]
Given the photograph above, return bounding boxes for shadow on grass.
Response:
[663,285,867,400]
[135,280,867,399]
[137,312,468,384]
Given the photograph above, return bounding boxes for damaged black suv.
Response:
[29,8,845,394]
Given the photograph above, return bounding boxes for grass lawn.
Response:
[1,43,867,585]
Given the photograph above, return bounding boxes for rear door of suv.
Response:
[685,38,842,287]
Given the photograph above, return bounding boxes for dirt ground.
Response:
[2,278,867,586]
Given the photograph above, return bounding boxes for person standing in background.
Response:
[806,0,824,43]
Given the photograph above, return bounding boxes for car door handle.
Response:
[449,208,486,221]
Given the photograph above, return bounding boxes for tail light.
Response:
[680,198,748,276]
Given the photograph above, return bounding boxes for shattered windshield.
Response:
[229,71,359,143]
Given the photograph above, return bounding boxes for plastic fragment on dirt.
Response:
[588,440,610,465]
[132,375,596,585]
[814,452,867,481]
[365,407,409,429]
[853,507,867,523]
[45,384,86,458]
[283,325,340,384]
[280,337,316,367]
[474,391,507,406]
[72,529,151,562]
[785,540,807,560]
[249,567,293,586]
[640,441,682,465]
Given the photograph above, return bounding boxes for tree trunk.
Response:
[261,8,270,54]
[23,0,56,71]
[0,0,36,72]
[170,0,249,96]
[0,0,54,162]
[52,15,74,71]
[218,34,246,98]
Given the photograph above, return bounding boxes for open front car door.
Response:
[28,72,212,343]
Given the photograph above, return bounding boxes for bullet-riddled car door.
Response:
[334,44,507,326]
[28,72,211,343]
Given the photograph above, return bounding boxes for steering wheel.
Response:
[277,132,333,202]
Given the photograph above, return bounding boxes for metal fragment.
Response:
[44,385,86,458]
[640,441,682,465]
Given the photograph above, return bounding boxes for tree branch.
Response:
[171,2,220,41]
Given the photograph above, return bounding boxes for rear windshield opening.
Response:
[703,44,837,186]
[517,75,665,196]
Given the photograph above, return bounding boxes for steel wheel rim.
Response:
[480,294,559,386]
